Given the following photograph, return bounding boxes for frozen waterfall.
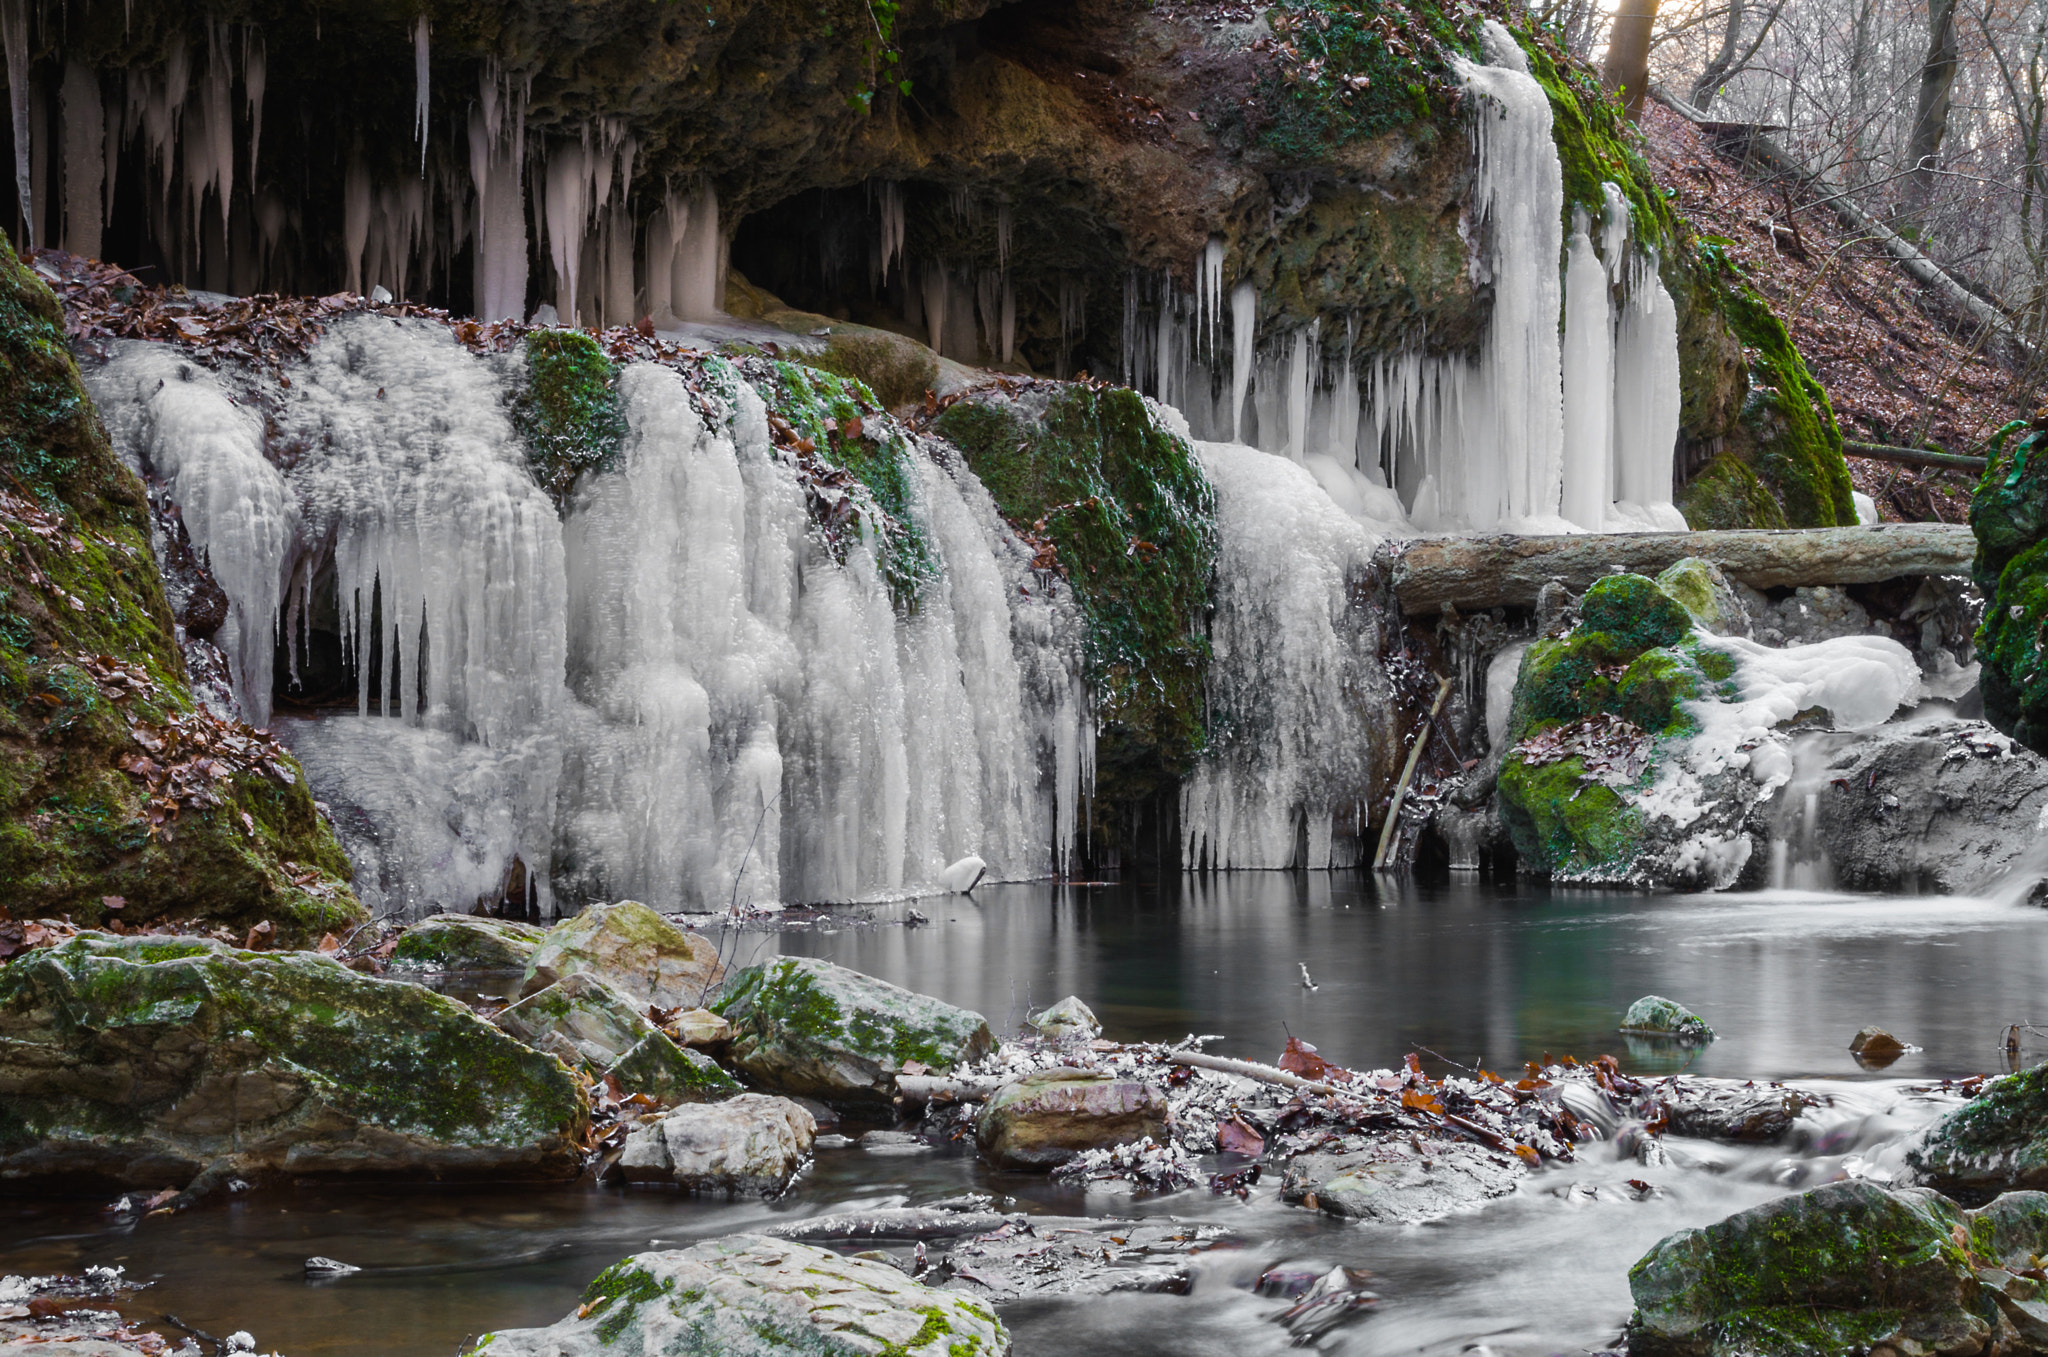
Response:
[85,317,1091,915]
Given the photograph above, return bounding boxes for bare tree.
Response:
[1605,0,1664,115]
[1900,0,1964,231]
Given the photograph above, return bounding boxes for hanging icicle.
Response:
[413,16,431,174]
[3,0,33,248]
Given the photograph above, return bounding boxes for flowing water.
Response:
[2,875,2036,1356]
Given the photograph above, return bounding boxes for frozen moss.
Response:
[514,329,626,508]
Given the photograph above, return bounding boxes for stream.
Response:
[3,874,2035,1356]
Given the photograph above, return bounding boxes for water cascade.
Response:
[84,318,1091,915]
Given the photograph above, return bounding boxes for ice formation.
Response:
[1181,440,1392,870]
[86,321,1090,915]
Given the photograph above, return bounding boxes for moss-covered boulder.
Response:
[1909,1062,2048,1198]
[713,956,995,1104]
[975,1068,1169,1171]
[389,915,545,972]
[0,933,586,1187]
[1971,421,2048,753]
[494,972,738,1107]
[1621,995,1716,1043]
[1626,1181,2048,1357]
[464,1235,1009,1356]
[0,249,355,935]
[520,901,724,1012]
[1656,559,1752,638]
[934,382,1216,854]
[1496,573,1755,886]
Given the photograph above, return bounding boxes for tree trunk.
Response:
[1901,0,1962,233]
[1601,0,1662,117]
[1690,0,1747,112]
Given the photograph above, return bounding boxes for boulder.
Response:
[1656,558,1752,638]
[0,934,586,1187]
[713,957,994,1103]
[1808,719,2048,893]
[462,1235,1009,1356]
[1623,996,1716,1042]
[520,901,723,1010]
[1279,1138,1521,1224]
[1852,1026,1910,1067]
[1657,1079,1812,1141]
[1909,1063,2048,1196]
[1626,1180,2041,1357]
[389,915,545,972]
[613,1094,816,1193]
[671,1007,732,1047]
[975,1069,1168,1170]
[1025,996,1101,1041]
[495,972,739,1106]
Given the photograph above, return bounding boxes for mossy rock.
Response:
[1909,1062,2048,1197]
[1579,574,1696,655]
[713,956,995,1104]
[1626,1181,2002,1357]
[933,382,1216,840]
[521,901,725,1013]
[1620,995,1715,1042]
[0,932,586,1187]
[389,914,545,972]
[0,249,356,934]
[495,971,739,1107]
[463,1234,1010,1356]
[1655,558,1751,637]
[514,329,625,508]
[1679,451,1790,531]
[1496,753,1641,878]
[1972,423,2048,753]
[801,324,940,412]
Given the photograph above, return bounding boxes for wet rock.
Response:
[975,1068,1169,1171]
[860,1130,932,1154]
[0,934,586,1187]
[389,914,545,972]
[1746,584,1873,647]
[1626,1180,2003,1357]
[1909,1063,2048,1197]
[1809,719,2048,893]
[1655,1078,1814,1141]
[1622,996,1717,1042]
[1278,1138,1521,1224]
[520,901,724,1011]
[1025,996,1101,1041]
[464,1235,1009,1356]
[614,1094,816,1195]
[493,971,737,1105]
[713,956,994,1103]
[1852,1026,1910,1065]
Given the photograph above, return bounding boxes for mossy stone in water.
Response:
[1909,1062,2048,1196]
[496,971,739,1107]
[1621,995,1716,1042]
[0,933,586,1186]
[521,901,724,1012]
[713,956,995,1104]
[1626,1181,1988,1357]
[1496,755,1640,878]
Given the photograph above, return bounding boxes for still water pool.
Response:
[4,876,2039,1355]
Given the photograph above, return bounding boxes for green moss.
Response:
[1970,422,2048,751]
[1580,574,1694,654]
[755,362,936,606]
[1520,33,1676,247]
[1679,451,1789,530]
[934,385,1217,816]
[1250,0,1479,159]
[0,249,355,933]
[514,330,625,508]
[1616,649,1702,736]
[581,1260,674,1344]
[1496,754,1640,875]
[804,329,937,411]
[1694,240,1855,528]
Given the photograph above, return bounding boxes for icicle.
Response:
[1600,181,1631,282]
[1000,278,1016,364]
[923,263,948,358]
[59,63,103,258]
[469,81,528,322]
[3,0,32,248]
[873,180,904,284]
[101,83,118,243]
[413,16,430,174]
[1612,254,1686,529]
[673,182,721,319]
[1199,237,1225,358]
[1156,277,1174,407]
[642,188,678,325]
[243,31,264,182]
[543,140,592,322]
[344,157,371,294]
[1228,281,1256,442]
[1057,277,1085,378]
[995,202,1012,271]
[976,271,1001,366]
[603,206,634,326]
[201,22,235,235]
[1560,220,1615,530]
[1285,324,1316,463]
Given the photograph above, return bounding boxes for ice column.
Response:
[1559,220,1614,530]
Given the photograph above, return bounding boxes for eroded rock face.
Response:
[389,915,546,972]
[714,957,994,1103]
[1809,719,2048,893]
[493,972,738,1107]
[520,901,724,1011]
[1626,1180,2048,1357]
[975,1069,1169,1171]
[464,1235,1009,1356]
[614,1094,815,1195]
[0,934,586,1187]
[1910,1064,2048,1197]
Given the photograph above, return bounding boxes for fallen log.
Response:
[1162,1049,1346,1097]
[764,1208,1029,1242]
[1389,522,1976,615]
[1845,441,1988,473]
[895,1074,1002,1104]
